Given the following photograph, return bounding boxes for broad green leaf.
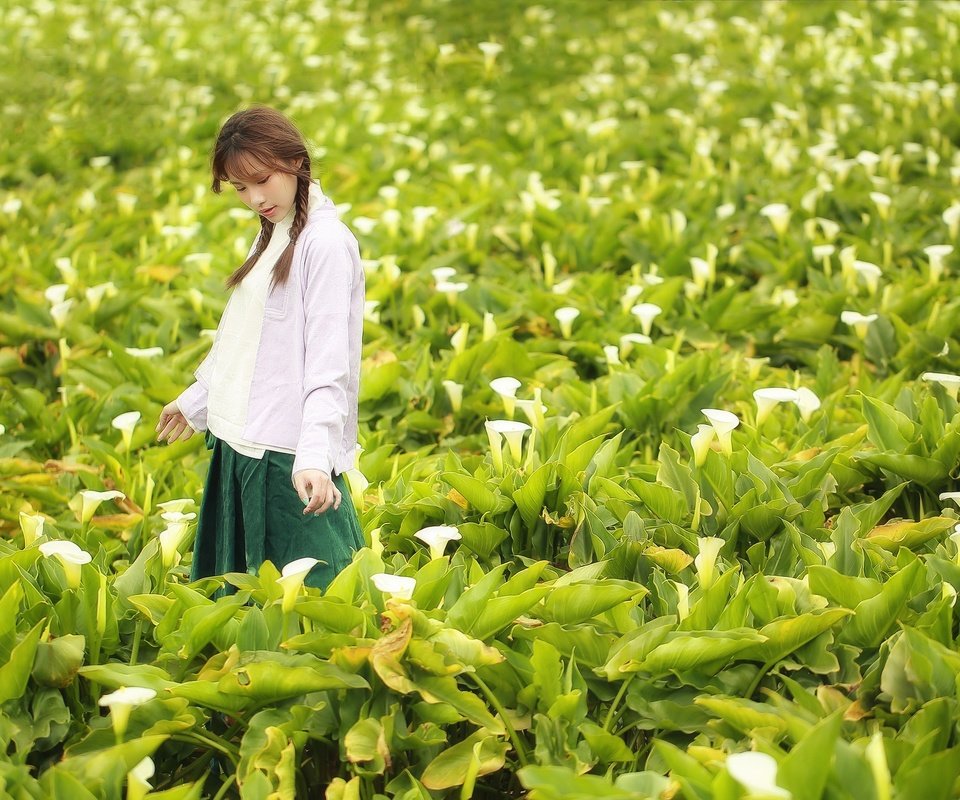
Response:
[441,472,513,515]
[541,581,644,625]
[840,558,924,648]
[807,566,882,607]
[778,711,843,800]
[218,656,369,699]
[859,453,946,485]
[0,621,45,704]
[32,634,85,688]
[740,609,853,665]
[861,394,916,451]
[628,628,766,675]
[513,463,554,527]
[421,732,508,790]
[865,516,955,551]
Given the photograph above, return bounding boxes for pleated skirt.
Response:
[189,430,365,592]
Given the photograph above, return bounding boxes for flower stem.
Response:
[469,673,528,767]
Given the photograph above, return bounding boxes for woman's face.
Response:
[226,156,301,222]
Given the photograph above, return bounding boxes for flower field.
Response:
[3,0,960,797]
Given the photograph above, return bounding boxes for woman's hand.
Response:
[294,469,342,515]
[156,400,196,443]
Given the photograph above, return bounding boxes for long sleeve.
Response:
[175,339,218,432]
[291,234,359,477]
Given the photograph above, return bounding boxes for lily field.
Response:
[4,0,960,797]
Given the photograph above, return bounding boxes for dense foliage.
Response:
[2,0,960,798]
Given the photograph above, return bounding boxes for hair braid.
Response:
[269,171,311,292]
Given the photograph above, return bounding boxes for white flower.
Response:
[630,303,662,337]
[852,260,882,294]
[812,244,835,264]
[478,41,503,73]
[156,498,194,513]
[85,281,117,313]
[111,411,141,451]
[99,686,157,740]
[701,408,739,455]
[19,512,45,546]
[840,310,878,340]
[943,203,960,239]
[485,419,532,469]
[759,203,791,236]
[794,387,821,422]
[603,344,621,366]
[49,299,74,329]
[39,540,92,589]
[554,306,580,339]
[754,387,799,426]
[938,491,960,509]
[726,751,790,798]
[277,557,320,612]
[158,522,191,570]
[411,205,438,243]
[75,489,126,525]
[716,202,736,220]
[127,756,155,800]
[619,332,652,359]
[432,267,457,283]
[371,573,417,601]
[482,311,497,341]
[414,525,461,560]
[744,357,770,381]
[435,280,469,305]
[922,372,960,401]
[124,346,164,358]
[442,379,464,412]
[450,322,470,354]
[694,537,725,590]
[490,377,522,417]
[115,191,138,216]
[691,424,716,467]
[923,244,953,283]
[869,191,892,221]
[44,284,69,305]
[690,257,714,289]
[515,398,548,427]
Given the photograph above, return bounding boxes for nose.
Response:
[250,189,266,208]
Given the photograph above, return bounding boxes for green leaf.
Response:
[839,559,924,648]
[442,472,513,516]
[421,732,508,791]
[541,581,645,625]
[32,634,86,688]
[778,711,843,800]
[865,516,955,551]
[0,621,45,704]
[861,394,916,451]
[739,609,853,665]
[513,463,554,528]
[629,628,766,675]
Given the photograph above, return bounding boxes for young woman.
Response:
[155,104,365,591]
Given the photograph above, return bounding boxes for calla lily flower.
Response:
[840,310,878,339]
[515,398,548,428]
[49,299,74,329]
[55,257,77,285]
[115,191,138,216]
[922,372,960,400]
[19,512,45,546]
[371,572,417,601]
[156,498,194,513]
[364,300,381,324]
[670,580,690,620]
[111,411,141,451]
[431,267,457,283]
[124,346,164,358]
[490,377,522,418]
[85,281,117,313]
[552,277,575,295]
[412,304,426,329]
[620,283,644,313]
[450,323,470,354]
[99,686,157,740]
[869,191,892,221]
[691,424,716,467]
[411,206,437,243]
[128,757,155,800]
[950,525,960,564]
[754,387,799,426]
[478,41,503,74]
[923,244,953,283]
[158,522,191,570]
[726,752,790,798]
[482,311,497,341]
[485,419,532,470]
[943,203,960,239]
[630,302,662,336]
[414,525,462,560]
[619,332,652,358]
[74,489,126,525]
[554,306,580,339]
[44,284,69,305]
[812,244,835,273]
[603,345,621,366]
[690,257,714,289]
[759,203,791,237]
[442,379,464,412]
[853,260,882,294]
[744,357,770,380]
[277,557,320,612]
[436,280,468,305]
[694,537,725,590]
[794,387,821,422]
[39,540,92,588]
[701,408,739,455]
[343,468,369,508]
[542,242,557,288]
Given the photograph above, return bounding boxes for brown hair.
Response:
[210,105,317,291]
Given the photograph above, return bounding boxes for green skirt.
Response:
[190,430,365,592]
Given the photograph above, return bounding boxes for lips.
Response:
[261,206,277,216]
